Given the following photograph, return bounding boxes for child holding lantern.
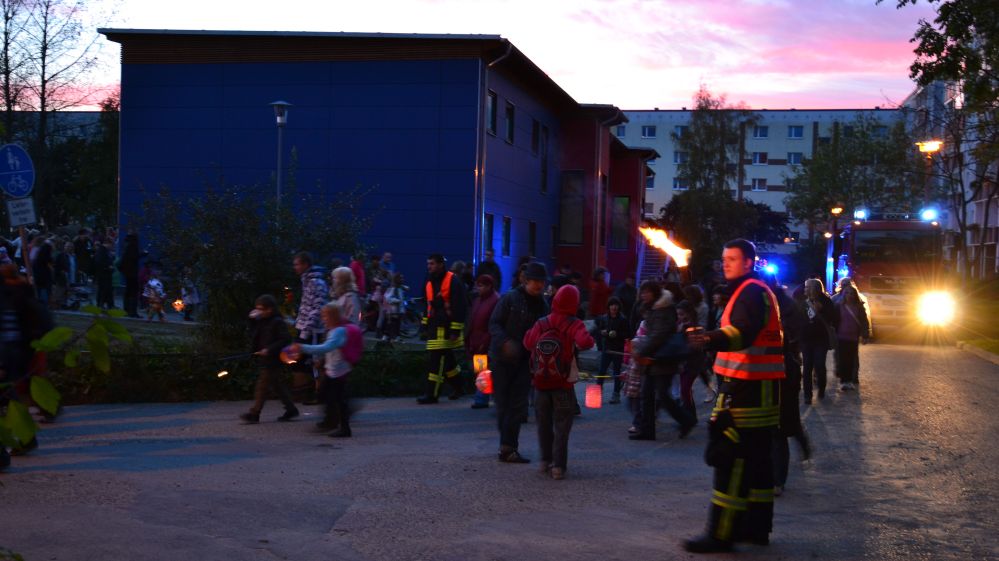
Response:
[522,284,594,480]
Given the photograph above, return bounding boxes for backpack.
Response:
[529,317,577,390]
[341,323,364,365]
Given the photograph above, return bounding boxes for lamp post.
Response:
[915,139,942,204]
[270,101,292,213]
[826,204,844,292]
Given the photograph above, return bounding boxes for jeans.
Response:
[598,353,624,395]
[639,372,694,438]
[318,375,350,432]
[801,344,828,399]
[836,340,860,384]
[535,387,575,469]
[491,359,531,452]
[250,366,295,415]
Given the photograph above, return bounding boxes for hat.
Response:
[523,262,548,281]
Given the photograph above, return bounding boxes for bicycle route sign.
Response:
[0,143,35,198]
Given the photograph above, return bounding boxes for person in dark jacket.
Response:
[764,273,811,496]
[31,241,54,306]
[94,240,115,309]
[240,294,298,424]
[418,253,469,404]
[475,248,503,292]
[594,296,630,404]
[488,261,549,463]
[801,278,839,403]
[466,274,500,409]
[119,233,144,317]
[612,274,637,324]
[630,285,696,441]
[834,284,870,391]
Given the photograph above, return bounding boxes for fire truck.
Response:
[832,210,956,332]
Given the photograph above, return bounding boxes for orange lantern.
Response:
[585,384,602,409]
[472,354,488,374]
[475,370,493,394]
[172,299,184,312]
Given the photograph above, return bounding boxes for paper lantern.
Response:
[279,345,299,364]
[473,354,488,374]
[585,384,602,409]
[475,370,493,394]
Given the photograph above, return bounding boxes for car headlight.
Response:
[916,291,956,327]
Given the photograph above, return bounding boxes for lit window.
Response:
[752,152,768,165]
[615,125,626,137]
[641,125,657,138]
[673,151,689,164]
[753,125,769,138]
[672,178,689,191]
[751,178,767,191]
[787,152,802,165]
[788,125,803,139]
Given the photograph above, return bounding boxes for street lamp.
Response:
[826,203,844,292]
[270,100,292,211]
[916,139,942,206]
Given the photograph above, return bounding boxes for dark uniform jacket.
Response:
[488,286,548,364]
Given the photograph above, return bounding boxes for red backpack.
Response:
[529,317,577,390]
[341,323,364,366]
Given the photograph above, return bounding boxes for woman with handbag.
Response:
[801,278,839,404]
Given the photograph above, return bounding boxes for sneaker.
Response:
[499,450,530,464]
[627,426,639,434]
[239,412,259,424]
[678,423,696,439]
[470,402,489,409]
[550,467,565,480]
[328,429,352,438]
[315,420,338,432]
[839,383,849,392]
[539,462,552,475]
[683,535,733,553]
[277,408,300,422]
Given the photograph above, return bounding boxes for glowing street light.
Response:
[916,139,943,158]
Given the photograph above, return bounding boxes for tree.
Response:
[673,85,758,193]
[784,113,921,239]
[0,0,28,143]
[887,0,999,280]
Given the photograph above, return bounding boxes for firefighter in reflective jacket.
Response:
[684,239,785,554]
[417,253,468,404]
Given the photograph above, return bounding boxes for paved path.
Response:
[2,344,997,560]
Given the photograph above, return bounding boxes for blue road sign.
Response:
[0,143,35,198]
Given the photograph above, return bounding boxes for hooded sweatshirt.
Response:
[522,285,595,390]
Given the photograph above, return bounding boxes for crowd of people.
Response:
[2,234,873,553]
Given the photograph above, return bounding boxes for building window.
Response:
[645,175,655,189]
[648,158,656,166]
[673,178,689,191]
[529,221,537,257]
[559,171,585,244]
[531,119,540,155]
[786,179,801,190]
[483,213,494,254]
[502,216,512,256]
[673,151,689,164]
[752,152,768,165]
[751,178,768,191]
[643,202,655,215]
[540,125,550,193]
[753,125,769,138]
[787,125,803,139]
[504,103,515,143]
[874,125,888,138]
[599,175,608,248]
[842,125,855,137]
[641,125,657,138]
[674,125,688,138]
[610,197,630,250]
[615,125,626,137]
[486,91,497,135]
[787,152,802,165]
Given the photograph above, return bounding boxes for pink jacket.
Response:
[523,285,595,390]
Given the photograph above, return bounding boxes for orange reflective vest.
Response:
[713,278,785,381]
[426,271,454,318]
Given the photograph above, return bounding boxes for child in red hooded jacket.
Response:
[523,284,594,480]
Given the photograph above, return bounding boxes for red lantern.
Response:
[475,370,493,394]
[585,384,602,409]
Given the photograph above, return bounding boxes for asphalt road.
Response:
[2,343,997,561]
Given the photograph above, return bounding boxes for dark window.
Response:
[531,119,540,155]
[505,103,515,144]
[854,230,939,264]
[540,125,550,193]
[646,175,655,189]
[502,216,511,257]
[486,91,497,135]
[483,213,494,254]
[600,174,608,248]
[610,196,630,249]
[788,125,803,138]
[529,221,537,257]
[615,125,626,137]
[559,171,585,244]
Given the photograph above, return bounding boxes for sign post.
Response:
[1,143,36,283]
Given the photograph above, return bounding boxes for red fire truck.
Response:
[833,211,956,332]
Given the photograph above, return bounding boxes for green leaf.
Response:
[98,318,133,343]
[30,376,61,416]
[31,326,74,352]
[86,322,109,346]
[106,308,127,318]
[85,323,112,373]
[80,304,103,315]
[65,349,80,367]
[3,400,37,446]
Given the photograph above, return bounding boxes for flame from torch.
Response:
[639,227,692,267]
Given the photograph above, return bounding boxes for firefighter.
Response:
[684,239,785,553]
[417,253,468,404]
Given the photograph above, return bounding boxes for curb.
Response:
[956,341,999,367]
